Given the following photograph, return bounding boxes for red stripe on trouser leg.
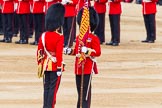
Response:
[51,76,61,108]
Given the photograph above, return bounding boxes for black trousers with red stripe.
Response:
[43,71,61,108]
[76,74,91,108]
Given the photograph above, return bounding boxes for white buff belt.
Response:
[42,32,57,63]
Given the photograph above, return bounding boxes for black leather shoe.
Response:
[30,41,38,45]
[0,39,5,42]
[15,40,23,44]
[105,41,113,45]
[15,39,28,44]
[23,39,28,44]
[148,40,154,43]
[141,40,149,43]
[141,40,154,43]
[5,38,12,43]
[112,43,119,46]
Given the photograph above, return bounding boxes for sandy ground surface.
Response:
[0,3,162,108]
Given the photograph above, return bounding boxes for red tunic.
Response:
[73,33,101,75]
[108,0,122,14]
[15,0,30,14]
[31,0,45,13]
[142,0,158,15]
[64,0,78,17]
[37,31,64,72]
[94,0,108,14]
[0,0,14,13]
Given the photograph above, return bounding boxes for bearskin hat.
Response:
[45,3,65,31]
[77,6,99,32]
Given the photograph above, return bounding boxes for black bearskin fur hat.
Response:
[77,6,99,32]
[45,3,65,31]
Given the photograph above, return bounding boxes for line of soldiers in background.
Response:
[136,0,162,4]
[0,0,161,46]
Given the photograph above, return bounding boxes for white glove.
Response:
[61,0,68,4]
[67,0,73,4]
[63,47,72,55]
[57,69,62,76]
[81,46,88,53]
[57,71,62,76]
[45,0,53,2]
[30,5,33,13]
[62,0,73,4]
[43,6,46,13]
[84,1,88,7]
[143,0,151,2]
[14,3,18,11]
[3,0,9,1]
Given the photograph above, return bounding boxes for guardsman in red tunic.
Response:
[15,0,30,44]
[141,0,158,43]
[94,0,107,44]
[0,0,14,43]
[30,0,45,45]
[106,0,122,46]
[37,3,65,108]
[62,0,78,47]
[64,6,101,108]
